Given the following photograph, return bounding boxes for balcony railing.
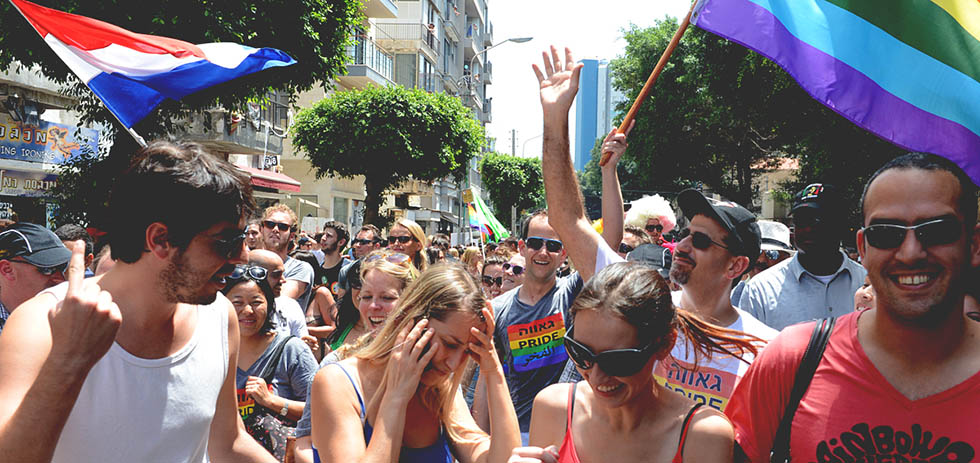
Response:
[375,23,440,58]
[348,35,394,81]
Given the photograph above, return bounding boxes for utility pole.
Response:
[511,129,517,156]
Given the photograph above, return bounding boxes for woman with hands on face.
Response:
[310,263,520,463]
[224,265,318,455]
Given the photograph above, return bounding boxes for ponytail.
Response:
[673,309,765,370]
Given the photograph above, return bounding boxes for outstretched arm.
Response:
[535,46,615,282]
[598,121,634,252]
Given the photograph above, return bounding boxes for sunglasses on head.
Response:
[228,265,267,281]
[526,236,563,252]
[11,258,68,277]
[503,262,524,275]
[564,326,658,377]
[214,231,247,258]
[677,228,729,251]
[364,252,411,265]
[262,220,295,233]
[862,218,962,250]
[482,275,503,286]
[387,235,415,245]
[645,224,664,233]
[618,243,635,254]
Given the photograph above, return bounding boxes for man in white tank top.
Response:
[0,141,276,462]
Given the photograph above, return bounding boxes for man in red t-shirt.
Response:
[727,153,980,462]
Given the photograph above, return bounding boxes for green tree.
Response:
[478,152,544,228]
[1,0,363,225]
[291,84,485,227]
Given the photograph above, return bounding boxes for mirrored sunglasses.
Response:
[862,218,962,250]
[526,236,563,252]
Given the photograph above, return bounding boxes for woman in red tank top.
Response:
[508,263,763,463]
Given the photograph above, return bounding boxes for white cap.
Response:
[758,220,793,253]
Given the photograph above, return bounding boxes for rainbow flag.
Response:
[467,194,509,242]
[692,0,980,185]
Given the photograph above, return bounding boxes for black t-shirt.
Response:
[315,258,348,299]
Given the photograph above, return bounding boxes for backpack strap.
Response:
[258,335,293,383]
[770,317,836,463]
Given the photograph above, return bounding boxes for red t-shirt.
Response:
[726,310,980,462]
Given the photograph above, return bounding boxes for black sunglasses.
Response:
[215,231,247,258]
[352,238,376,246]
[482,275,503,286]
[11,258,68,277]
[387,235,415,245]
[619,243,635,254]
[227,265,268,281]
[645,224,664,233]
[677,228,728,251]
[862,218,962,250]
[503,262,524,275]
[526,236,563,252]
[564,326,658,377]
[262,220,295,233]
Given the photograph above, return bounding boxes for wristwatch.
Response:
[279,402,289,417]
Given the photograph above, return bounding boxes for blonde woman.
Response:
[310,263,520,463]
[387,218,428,273]
[460,247,484,281]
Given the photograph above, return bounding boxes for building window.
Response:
[333,197,349,226]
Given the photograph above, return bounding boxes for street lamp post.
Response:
[464,36,533,96]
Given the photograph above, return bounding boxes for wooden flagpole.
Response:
[599,2,696,166]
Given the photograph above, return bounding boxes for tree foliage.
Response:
[582,19,904,223]
[478,152,544,228]
[291,84,485,227]
[1,0,362,225]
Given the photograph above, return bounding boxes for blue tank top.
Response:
[313,363,454,463]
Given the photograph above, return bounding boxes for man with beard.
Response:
[0,141,275,462]
[244,219,262,250]
[727,153,980,462]
[736,184,866,330]
[260,204,314,311]
[335,224,381,300]
[531,46,775,411]
[313,220,349,300]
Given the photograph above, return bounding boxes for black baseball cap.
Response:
[677,189,761,259]
[792,183,843,214]
[0,223,72,267]
[626,243,671,279]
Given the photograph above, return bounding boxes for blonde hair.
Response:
[625,194,677,234]
[392,218,428,272]
[461,247,482,268]
[262,203,299,227]
[355,263,485,444]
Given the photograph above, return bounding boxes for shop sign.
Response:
[0,169,58,198]
[0,114,99,164]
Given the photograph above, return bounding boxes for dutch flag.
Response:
[10,0,296,128]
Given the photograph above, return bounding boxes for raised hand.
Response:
[385,318,439,404]
[48,241,122,373]
[533,46,583,116]
[600,119,635,169]
[508,445,560,463]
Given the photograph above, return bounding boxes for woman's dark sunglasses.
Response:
[526,236,563,252]
[387,235,415,245]
[503,263,524,275]
[564,326,658,377]
[645,224,664,233]
[215,231,247,258]
[262,220,294,232]
[677,228,728,250]
[862,218,962,249]
[482,275,503,286]
[227,265,268,281]
[618,243,634,254]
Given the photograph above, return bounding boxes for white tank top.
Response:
[44,282,230,463]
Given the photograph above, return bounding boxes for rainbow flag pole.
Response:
[692,0,980,185]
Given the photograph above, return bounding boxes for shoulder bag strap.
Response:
[770,317,836,463]
[258,335,294,384]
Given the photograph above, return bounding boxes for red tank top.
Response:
[556,383,702,463]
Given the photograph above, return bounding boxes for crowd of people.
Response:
[0,45,977,463]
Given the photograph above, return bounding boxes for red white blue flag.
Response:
[10,0,296,128]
